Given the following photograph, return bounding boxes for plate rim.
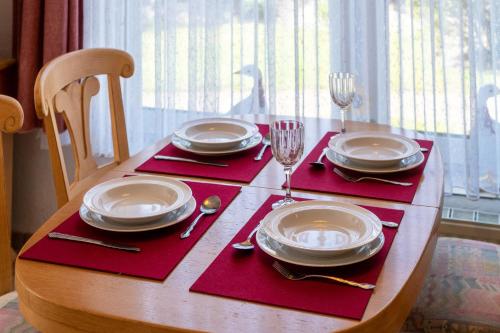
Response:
[256,228,385,267]
[171,132,263,156]
[328,132,420,165]
[83,175,192,222]
[326,149,425,174]
[174,117,259,148]
[79,197,197,232]
[261,200,382,254]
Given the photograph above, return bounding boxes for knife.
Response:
[48,232,141,252]
[154,155,228,167]
[381,221,399,228]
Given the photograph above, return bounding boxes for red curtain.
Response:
[14,0,83,132]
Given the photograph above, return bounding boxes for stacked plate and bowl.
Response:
[171,118,262,156]
[256,200,384,267]
[326,132,424,173]
[80,175,196,232]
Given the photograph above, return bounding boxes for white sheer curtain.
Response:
[389,0,500,199]
[83,0,387,153]
[83,0,499,199]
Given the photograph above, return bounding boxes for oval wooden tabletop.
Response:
[15,118,443,333]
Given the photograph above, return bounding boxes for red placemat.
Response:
[19,181,241,280]
[135,124,271,183]
[290,132,433,203]
[190,195,404,320]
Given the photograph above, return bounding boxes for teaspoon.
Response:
[180,196,221,239]
[254,133,271,161]
[309,148,328,168]
[232,223,261,250]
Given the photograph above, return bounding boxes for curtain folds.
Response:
[389,0,500,198]
[14,0,83,131]
[84,0,386,156]
[84,0,499,198]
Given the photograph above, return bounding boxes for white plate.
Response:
[172,132,262,156]
[174,118,259,150]
[83,176,192,223]
[79,197,196,232]
[261,200,382,256]
[329,132,420,167]
[256,228,385,267]
[326,149,425,174]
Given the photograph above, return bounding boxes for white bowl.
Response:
[80,197,197,232]
[261,200,382,256]
[256,228,385,267]
[171,132,262,156]
[174,118,259,150]
[329,132,420,167]
[326,149,425,174]
[83,176,192,223]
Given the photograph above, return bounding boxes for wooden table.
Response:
[15,116,443,333]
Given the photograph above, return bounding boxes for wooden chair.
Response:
[0,95,23,295]
[34,48,134,208]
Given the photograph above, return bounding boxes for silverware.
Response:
[48,232,141,252]
[309,148,328,168]
[154,155,228,167]
[382,221,399,228]
[232,223,261,250]
[254,133,271,161]
[180,195,221,239]
[333,168,413,187]
[272,261,375,290]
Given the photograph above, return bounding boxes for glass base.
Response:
[272,197,295,210]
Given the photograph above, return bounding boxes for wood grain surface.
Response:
[0,95,23,294]
[16,117,443,332]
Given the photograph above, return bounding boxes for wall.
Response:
[13,132,59,236]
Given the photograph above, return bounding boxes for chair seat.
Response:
[402,237,500,333]
[0,291,36,333]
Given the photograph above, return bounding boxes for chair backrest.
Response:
[35,48,134,207]
[0,95,23,294]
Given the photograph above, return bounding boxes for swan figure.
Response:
[475,84,500,193]
[228,64,267,115]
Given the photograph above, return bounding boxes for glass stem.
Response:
[284,166,292,201]
[341,108,346,134]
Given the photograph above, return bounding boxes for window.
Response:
[84,0,500,204]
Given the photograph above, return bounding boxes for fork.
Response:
[333,168,413,187]
[272,261,375,290]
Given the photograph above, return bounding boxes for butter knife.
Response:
[154,155,228,167]
[382,221,399,228]
[48,232,141,252]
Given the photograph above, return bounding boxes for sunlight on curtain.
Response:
[83,0,499,199]
[389,0,500,199]
[83,0,387,155]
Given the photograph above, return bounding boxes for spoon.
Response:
[180,196,221,239]
[232,223,261,250]
[254,133,271,161]
[310,148,328,168]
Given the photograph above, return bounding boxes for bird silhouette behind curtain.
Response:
[228,64,268,115]
[476,84,500,193]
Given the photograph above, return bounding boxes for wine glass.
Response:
[329,72,355,134]
[270,120,305,209]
